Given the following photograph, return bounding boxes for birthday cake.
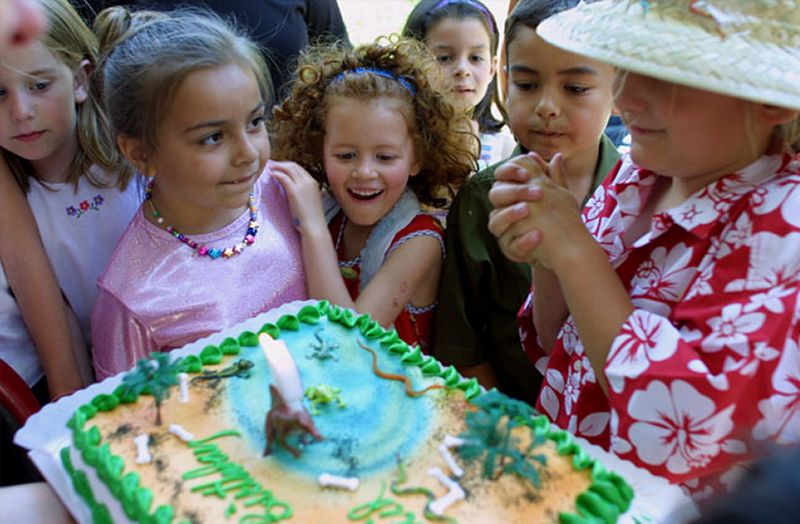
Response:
[59,300,633,523]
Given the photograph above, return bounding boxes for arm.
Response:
[488,153,632,394]
[0,158,85,398]
[272,161,441,328]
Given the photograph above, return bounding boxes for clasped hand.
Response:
[487,152,587,270]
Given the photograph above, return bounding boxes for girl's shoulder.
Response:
[388,213,444,251]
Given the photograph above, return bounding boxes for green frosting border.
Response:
[62,300,633,524]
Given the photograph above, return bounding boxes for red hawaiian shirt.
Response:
[519,153,800,498]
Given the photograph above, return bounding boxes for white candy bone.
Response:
[178,372,189,403]
[318,473,359,491]
[428,467,465,516]
[169,424,195,442]
[134,434,151,464]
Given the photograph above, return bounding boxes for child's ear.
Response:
[409,158,422,178]
[757,104,799,127]
[490,55,499,78]
[73,59,92,105]
[117,135,152,176]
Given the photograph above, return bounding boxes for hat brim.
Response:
[537,1,800,110]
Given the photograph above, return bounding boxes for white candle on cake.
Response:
[258,333,304,411]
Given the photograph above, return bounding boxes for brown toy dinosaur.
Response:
[264,383,322,458]
[259,333,323,458]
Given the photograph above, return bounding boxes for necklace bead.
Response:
[145,180,258,259]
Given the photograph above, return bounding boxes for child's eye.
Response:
[469,55,485,63]
[513,81,537,92]
[30,80,50,92]
[377,154,397,162]
[247,114,266,130]
[436,55,452,64]
[200,132,223,145]
[335,152,355,160]
[566,85,590,95]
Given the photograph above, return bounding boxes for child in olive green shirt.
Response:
[433,0,620,404]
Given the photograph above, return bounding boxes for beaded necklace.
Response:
[145,180,259,259]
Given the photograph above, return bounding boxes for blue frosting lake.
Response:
[225,320,436,477]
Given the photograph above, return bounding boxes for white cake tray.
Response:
[15,300,698,523]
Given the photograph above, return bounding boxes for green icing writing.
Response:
[238,331,259,347]
[200,345,223,365]
[91,393,120,412]
[220,337,241,356]
[183,430,292,522]
[277,314,300,331]
[348,483,422,523]
[390,461,456,523]
[226,503,238,518]
[259,323,280,339]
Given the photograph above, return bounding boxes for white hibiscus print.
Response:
[609,409,632,454]
[753,338,800,444]
[726,232,800,292]
[559,318,580,356]
[702,303,765,357]
[743,285,792,314]
[606,311,678,394]
[563,362,581,415]
[684,262,715,300]
[629,244,695,309]
[540,368,564,421]
[627,380,735,474]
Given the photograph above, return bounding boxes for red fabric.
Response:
[0,360,41,424]
[519,154,800,498]
[330,213,443,351]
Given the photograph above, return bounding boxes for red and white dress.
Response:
[519,153,800,498]
[330,211,443,351]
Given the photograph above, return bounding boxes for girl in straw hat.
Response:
[487,0,800,498]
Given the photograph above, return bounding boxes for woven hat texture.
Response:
[537,0,800,110]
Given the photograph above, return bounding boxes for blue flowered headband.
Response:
[332,67,417,95]
[432,0,497,34]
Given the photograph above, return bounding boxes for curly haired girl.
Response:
[270,37,475,351]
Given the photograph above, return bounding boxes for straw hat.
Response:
[537,0,800,110]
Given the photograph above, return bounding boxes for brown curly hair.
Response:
[270,37,477,208]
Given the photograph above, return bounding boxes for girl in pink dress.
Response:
[487,0,800,499]
[269,39,475,351]
[90,8,306,379]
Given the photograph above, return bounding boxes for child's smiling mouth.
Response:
[348,188,384,201]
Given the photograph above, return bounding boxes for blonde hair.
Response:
[271,37,476,208]
[3,0,132,192]
[95,7,269,160]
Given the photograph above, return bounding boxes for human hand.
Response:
[488,153,584,269]
[0,0,44,51]
[269,160,327,234]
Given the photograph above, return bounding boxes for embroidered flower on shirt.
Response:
[66,194,105,219]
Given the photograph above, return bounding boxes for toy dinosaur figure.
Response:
[259,333,323,458]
